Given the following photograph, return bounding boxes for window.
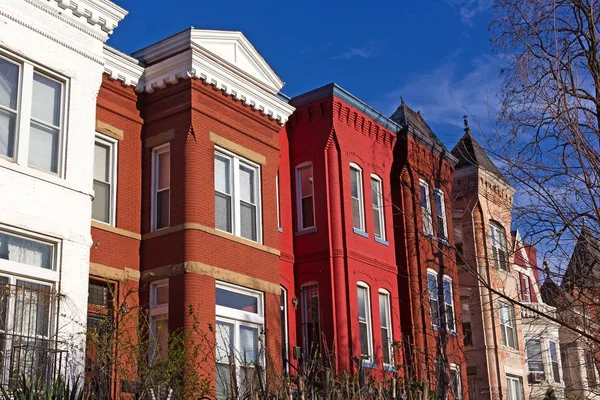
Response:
[350,164,365,232]
[92,135,117,225]
[460,296,473,346]
[443,277,456,332]
[300,283,320,359]
[214,149,261,242]
[280,287,288,373]
[215,283,264,400]
[371,175,385,241]
[549,341,560,383]
[276,173,281,231]
[585,351,597,388]
[0,55,65,175]
[450,364,462,399]
[506,375,524,400]
[499,301,518,349]
[525,339,544,378]
[522,274,531,302]
[434,189,448,240]
[0,230,54,271]
[427,271,440,329]
[490,222,509,271]
[149,280,169,362]
[86,280,113,394]
[467,375,478,400]
[296,163,315,231]
[357,283,373,361]
[419,180,433,236]
[379,290,393,366]
[151,145,170,231]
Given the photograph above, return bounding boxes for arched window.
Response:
[350,163,365,233]
[490,221,509,271]
[371,174,385,241]
[357,282,373,362]
[378,289,393,366]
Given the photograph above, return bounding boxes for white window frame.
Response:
[215,282,264,399]
[151,144,170,231]
[490,221,509,271]
[295,162,315,232]
[214,147,262,243]
[357,282,373,362]
[506,375,524,400]
[371,175,385,241]
[450,363,462,400]
[427,269,440,330]
[280,286,288,373]
[443,275,456,333]
[92,134,118,226]
[419,179,433,236]
[548,340,561,383]
[525,339,544,373]
[378,289,393,366]
[0,226,59,282]
[0,53,67,176]
[350,163,365,233]
[499,300,518,349]
[522,274,531,302]
[434,188,448,240]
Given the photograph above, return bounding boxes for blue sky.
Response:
[108,0,500,150]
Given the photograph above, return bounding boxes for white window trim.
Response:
[378,289,393,366]
[280,286,289,373]
[450,363,462,400]
[434,188,448,240]
[371,174,385,241]
[443,275,456,333]
[295,162,315,232]
[548,340,561,383]
[151,144,170,231]
[350,163,366,232]
[419,179,433,236]
[214,147,263,244]
[357,281,373,362]
[0,52,67,177]
[93,133,118,226]
[499,301,518,350]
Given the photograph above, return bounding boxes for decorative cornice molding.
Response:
[50,0,127,37]
[0,8,104,64]
[103,45,144,88]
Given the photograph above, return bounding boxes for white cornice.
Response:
[132,29,294,124]
[103,45,144,88]
[50,0,127,38]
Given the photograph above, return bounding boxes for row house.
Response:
[451,128,530,399]
[0,0,126,388]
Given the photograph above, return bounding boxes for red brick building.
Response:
[89,30,465,399]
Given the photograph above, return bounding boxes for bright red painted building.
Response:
[89,30,466,399]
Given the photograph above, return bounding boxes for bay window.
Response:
[0,54,65,175]
[215,148,261,242]
[215,283,264,400]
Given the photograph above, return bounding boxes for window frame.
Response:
[499,300,518,350]
[443,275,456,333]
[419,179,433,236]
[0,53,67,176]
[295,162,315,232]
[506,375,524,400]
[92,133,118,226]
[434,188,448,240]
[427,269,440,330]
[151,144,170,231]
[450,363,462,400]
[214,147,262,243]
[0,226,59,282]
[490,221,509,271]
[280,286,288,373]
[371,174,386,241]
[378,289,393,367]
[525,339,545,374]
[350,163,366,233]
[357,282,373,363]
[549,340,561,383]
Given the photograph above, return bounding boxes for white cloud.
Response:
[446,0,493,25]
[374,53,504,137]
[331,41,380,60]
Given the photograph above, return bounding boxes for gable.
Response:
[190,30,283,94]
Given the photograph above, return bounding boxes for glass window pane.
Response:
[14,280,51,337]
[379,294,389,327]
[0,58,19,110]
[214,154,230,194]
[0,108,16,158]
[216,288,258,314]
[94,142,110,182]
[92,180,110,223]
[359,322,369,356]
[302,196,314,227]
[28,122,59,172]
[357,287,366,320]
[373,208,382,238]
[428,274,438,298]
[216,321,234,363]
[239,325,258,364]
[350,168,359,198]
[239,165,255,204]
[371,179,380,206]
[352,198,361,229]
[156,189,169,229]
[240,202,257,241]
[0,232,53,269]
[157,151,170,190]
[155,317,169,359]
[420,183,428,208]
[215,193,232,233]
[381,326,390,363]
[300,166,312,197]
[156,285,169,305]
[216,364,232,400]
[31,73,61,126]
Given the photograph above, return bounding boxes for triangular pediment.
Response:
[190,30,283,94]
